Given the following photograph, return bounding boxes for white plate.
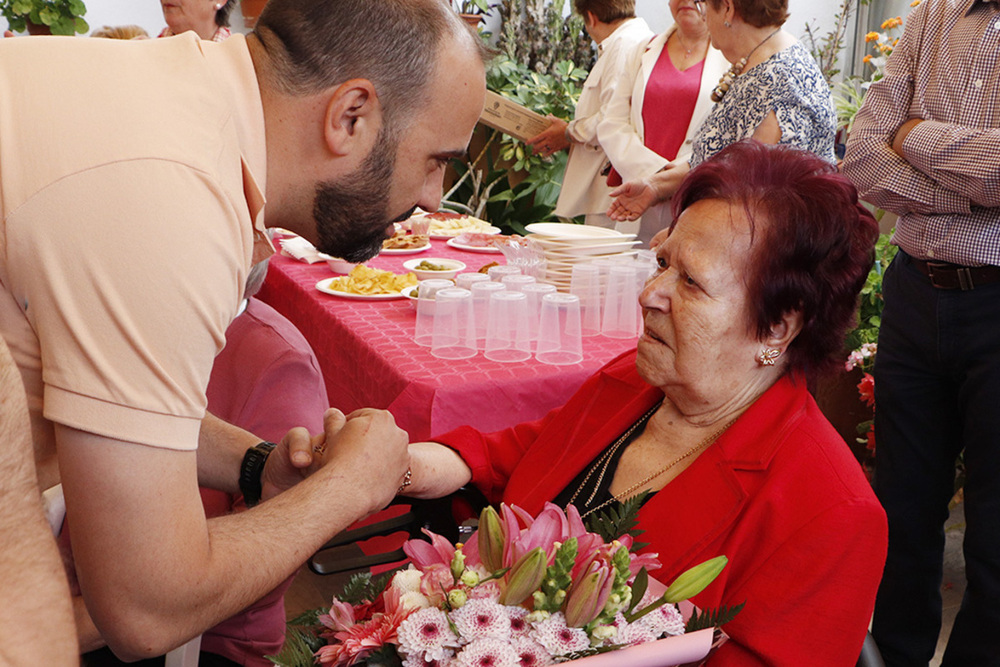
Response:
[542,241,643,257]
[380,243,432,255]
[429,226,501,240]
[526,223,633,240]
[315,278,406,300]
[446,237,503,254]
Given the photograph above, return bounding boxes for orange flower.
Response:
[865,31,880,42]
[881,16,903,30]
[910,0,921,6]
[863,55,872,64]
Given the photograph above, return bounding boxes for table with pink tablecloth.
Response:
[257,238,636,440]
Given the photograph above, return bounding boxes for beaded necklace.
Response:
[710,27,781,102]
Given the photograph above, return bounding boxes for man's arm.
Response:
[58,407,409,661]
[0,340,78,666]
[842,4,972,216]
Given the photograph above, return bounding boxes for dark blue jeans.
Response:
[872,251,1000,667]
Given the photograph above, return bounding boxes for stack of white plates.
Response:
[525,223,641,291]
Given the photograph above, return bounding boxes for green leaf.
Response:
[627,567,649,615]
[684,601,746,632]
[584,490,651,548]
[266,627,321,667]
[37,5,58,25]
[67,0,86,16]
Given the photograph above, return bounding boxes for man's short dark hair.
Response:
[254,0,484,130]
[572,0,636,24]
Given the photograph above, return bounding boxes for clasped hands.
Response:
[260,407,410,510]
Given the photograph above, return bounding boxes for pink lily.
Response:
[564,559,615,627]
[403,528,456,570]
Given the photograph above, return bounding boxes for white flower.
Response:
[590,623,617,645]
[403,653,454,667]
[453,638,519,667]
[450,598,511,643]
[505,605,532,639]
[529,612,590,656]
[637,601,685,638]
[398,607,461,662]
[393,567,426,593]
[511,636,553,667]
[400,590,432,611]
[613,613,657,646]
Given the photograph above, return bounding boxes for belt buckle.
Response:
[926,262,974,290]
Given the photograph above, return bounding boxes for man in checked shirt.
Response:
[842,0,1000,664]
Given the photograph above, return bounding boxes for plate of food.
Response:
[381,232,432,254]
[446,233,505,254]
[416,210,500,239]
[315,265,417,300]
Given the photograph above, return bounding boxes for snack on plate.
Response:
[326,265,417,295]
[382,233,429,250]
[412,260,451,271]
[454,232,510,248]
[478,261,500,274]
[420,210,494,237]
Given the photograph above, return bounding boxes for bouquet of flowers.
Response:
[274,501,736,667]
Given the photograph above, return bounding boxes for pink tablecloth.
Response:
[257,238,636,440]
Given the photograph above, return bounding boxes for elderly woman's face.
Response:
[160,0,218,38]
[637,198,764,415]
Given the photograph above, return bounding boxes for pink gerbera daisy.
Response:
[398,607,461,661]
[453,638,519,667]
[450,598,511,643]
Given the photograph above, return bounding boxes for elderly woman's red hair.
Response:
[672,139,879,377]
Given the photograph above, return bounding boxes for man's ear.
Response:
[322,78,381,158]
[765,309,804,352]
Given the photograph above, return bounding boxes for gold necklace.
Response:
[710,27,781,102]
[575,415,738,519]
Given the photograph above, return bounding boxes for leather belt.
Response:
[910,257,1000,291]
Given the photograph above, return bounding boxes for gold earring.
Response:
[756,348,781,366]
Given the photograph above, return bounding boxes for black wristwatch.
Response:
[239,441,277,507]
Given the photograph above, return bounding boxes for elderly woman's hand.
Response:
[608,178,657,221]
[526,116,570,158]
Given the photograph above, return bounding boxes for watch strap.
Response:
[239,441,277,507]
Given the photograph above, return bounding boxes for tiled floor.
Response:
[285,502,969,665]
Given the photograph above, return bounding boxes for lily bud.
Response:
[502,547,547,606]
[662,555,728,604]
[460,569,480,588]
[564,562,614,628]
[478,506,506,573]
[447,588,468,609]
[451,546,467,583]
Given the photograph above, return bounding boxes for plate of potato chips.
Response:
[315,265,418,300]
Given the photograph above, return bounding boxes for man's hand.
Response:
[260,408,347,501]
[526,115,570,158]
[892,118,923,157]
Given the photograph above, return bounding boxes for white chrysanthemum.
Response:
[529,612,590,656]
[505,605,532,639]
[398,607,461,662]
[452,637,519,667]
[511,636,554,667]
[613,612,657,646]
[402,653,454,667]
[393,567,425,593]
[637,601,685,637]
[450,598,511,643]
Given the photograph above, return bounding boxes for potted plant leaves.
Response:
[1,0,88,35]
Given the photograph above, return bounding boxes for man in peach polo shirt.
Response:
[0,0,486,661]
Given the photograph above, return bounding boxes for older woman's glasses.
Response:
[693,0,707,18]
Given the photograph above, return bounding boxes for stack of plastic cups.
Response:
[484,290,531,362]
[471,280,507,350]
[456,272,491,292]
[601,264,641,339]
[431,288,476,359]
[501,273,536,293]
[536,293,583,365]
[570,263,602,337]
[488,265,521,283]
[522,282,557,350]
[414,279,457,347]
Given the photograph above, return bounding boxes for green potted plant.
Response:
[453,0,493,28]
[1,0,88,35]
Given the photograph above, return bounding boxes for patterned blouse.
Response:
[690,41,836,167]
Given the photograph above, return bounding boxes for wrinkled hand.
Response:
[260,408,347,500]
[608,179,656,221]
[526,116,570,158]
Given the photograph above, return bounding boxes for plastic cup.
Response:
[471,281,507,349]
[570,263,602,337]
[536,293,584,365]
[501,273,536,293]
[431,288,476,359]
[602,264,641,339]
[484,290,531,363]
[488,265,521,283]
[522,282,557,349]
[414,279,455,348]
[456,272,491,291]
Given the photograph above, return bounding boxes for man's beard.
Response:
[313,124,407,263]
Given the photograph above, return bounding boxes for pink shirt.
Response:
[642,49,705,161]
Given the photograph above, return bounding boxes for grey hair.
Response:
[244,260,270,298]
[253,0,484,130]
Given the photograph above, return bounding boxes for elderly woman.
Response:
[406,141,886,665]
[158,0,235,41]
[607,0,835,230]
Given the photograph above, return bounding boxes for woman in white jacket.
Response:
[597,0,728,242]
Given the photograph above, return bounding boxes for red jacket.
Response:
[435,350,887,666]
